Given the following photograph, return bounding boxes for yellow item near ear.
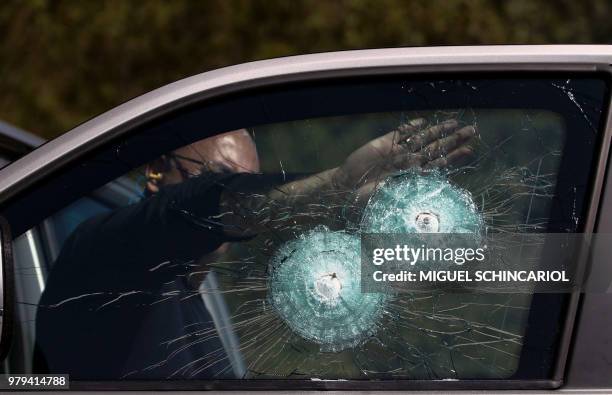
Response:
[147,171,163,181]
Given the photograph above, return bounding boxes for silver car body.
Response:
[1,45,612,393]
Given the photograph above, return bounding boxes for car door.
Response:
[0,46,610,391]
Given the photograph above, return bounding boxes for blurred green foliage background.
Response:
[1,0,611,139]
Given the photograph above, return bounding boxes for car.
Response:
[0,120,44,167]
[0,45,610,392]
[0,121,143,378]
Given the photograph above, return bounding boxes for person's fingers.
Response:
[420,125,476,160]
[390,151,427,170]
[378,118,427,154]
[364,118,426,156]
[424,146,474,169]
[396,118,427,140]
[445,145,474,167]
[403,119,459,152]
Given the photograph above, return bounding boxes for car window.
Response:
[40,177,143,262]
[1,75,608,387]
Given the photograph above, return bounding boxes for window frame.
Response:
[0,46,611,390]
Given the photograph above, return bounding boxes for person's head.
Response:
[145,129,259,193]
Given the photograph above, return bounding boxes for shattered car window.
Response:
[5,77,608,383]
[198,110,561,379]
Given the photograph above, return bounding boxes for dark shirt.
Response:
[33,173,239,379]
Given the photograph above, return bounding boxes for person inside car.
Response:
[34,119,476,378]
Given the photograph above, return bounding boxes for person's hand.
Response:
[331,118,476,199]
[220,118,476,236]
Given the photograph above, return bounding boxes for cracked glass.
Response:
[2,76,608,385]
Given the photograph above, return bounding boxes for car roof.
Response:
[1,45,612,201]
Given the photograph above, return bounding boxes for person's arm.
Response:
[48,171,238,282]
[48,118,475,278]
[219,118,476,236]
